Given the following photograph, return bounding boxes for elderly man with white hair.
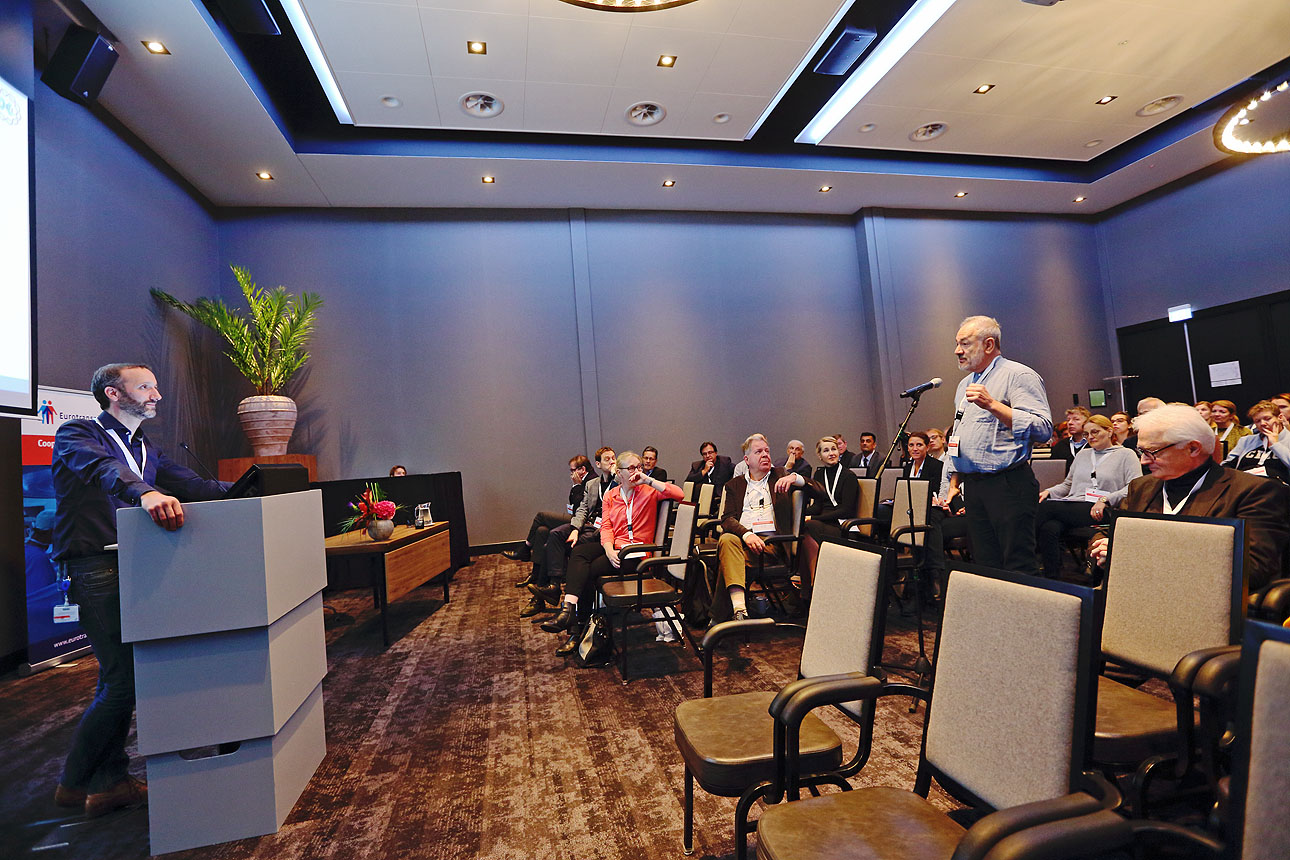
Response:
[1091,404,1290,589]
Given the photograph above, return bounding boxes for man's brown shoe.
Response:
[54,784,86,808]
[85,776,147,818]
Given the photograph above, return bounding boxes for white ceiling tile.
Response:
[916,58,1049,116]
[612,26,721,89]
[523,82,613,133]
[432,77,528,130]
[727,0,847,41]
[526,16,632,84]
[861,51,976,109]
[908,0,1039,60]
[419,8,529,79]
[418,0,528,12]
[337,71,442,126]
[698,34,812,97]
[303,0,432,76]
[676,91,768,139]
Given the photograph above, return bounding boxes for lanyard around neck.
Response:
[94,417,146,480]
[622,488,636,541]
[824,464,842,506]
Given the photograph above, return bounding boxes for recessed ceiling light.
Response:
[818,185,832,193]
[467,41,486,55]
[142,40,170,55]
[255,171,273,181]
[1084,139,1103,148]
[858,122,876,133]
[658,55,677,68]
[482,175,495,184]
[953,191,967,198]
[1096,95,1117,105]
[712,113,731,124]
[974,83,994,94]
[380,96,401,108]
[662,179,675,187]
[1073,196,1086,203]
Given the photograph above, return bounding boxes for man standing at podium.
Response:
[50,363,229,818]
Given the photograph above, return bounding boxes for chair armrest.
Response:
[697,520,724,539]
[840,517,883,532]
[762,533,802,546]
[891,524,934,542]
[619,542,663,558]
[953,793,1110,860]
[968,810,1133,860]
[1254,578,1290,622]
[700,617,778,698]
[1189,647,1242,700]
[768,672,884,725]
[634,555,686,575]
[1073,770,1122,810]
[1170,645,1241,691]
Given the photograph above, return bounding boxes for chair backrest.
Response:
[653,498,675,546]
[661,501,697,581]
[787,489,804,538]
[1102,512,1244,676]
[922,566,1099,812]
[877,467,900,503]
[696,482,715,518]
[889,478,931,548]
[1234,621,1290,860]
[799,542,890,718]
[682,480,695,503]
[1029,458,1068,490]
[844,473,876,537]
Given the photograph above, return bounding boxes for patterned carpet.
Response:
[0,554,953,859]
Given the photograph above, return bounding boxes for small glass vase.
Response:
[366,519,395,541]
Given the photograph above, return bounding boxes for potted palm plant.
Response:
[152,265,323,457]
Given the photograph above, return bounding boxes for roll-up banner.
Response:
[19,386,100,674]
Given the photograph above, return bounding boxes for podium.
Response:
[118,490,328,855]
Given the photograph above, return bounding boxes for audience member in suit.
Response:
[798,436,860,591]
[1211,398,1252,460]
[1091,404,1290,590]
[833,433,857,470]
[641,446,668,482]
[1050,407,1091,474]
[543,451,683,656]
[712,434,825,621]
[1222,400,1290,484]
[685,441,734,491]
[853,431,881,475]
[773,439,812,478]
[1034,415,1140,577]
[926,427,953,500]
[521,448,617,613]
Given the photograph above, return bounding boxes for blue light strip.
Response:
[796,0,958,145]
[745,0,860,139]
[277,0,353,124]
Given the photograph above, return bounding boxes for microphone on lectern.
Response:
[899,378,943,399]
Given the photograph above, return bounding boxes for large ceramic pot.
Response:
[366,519,395,541]
[237,395,297,456]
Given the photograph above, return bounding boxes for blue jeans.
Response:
[60,555,134,793]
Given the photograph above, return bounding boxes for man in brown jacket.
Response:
[715,434,824,619]
[1091,404,1289,589]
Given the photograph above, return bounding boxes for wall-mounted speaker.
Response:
[41,25,118,105]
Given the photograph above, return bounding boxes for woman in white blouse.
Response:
[1034,415,1141,578]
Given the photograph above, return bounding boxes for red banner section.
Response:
[22,433,55,466]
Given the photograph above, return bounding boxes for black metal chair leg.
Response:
[683,767,694,855]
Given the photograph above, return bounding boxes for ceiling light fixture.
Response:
[554,0,700,11]
[953,191,967,198]
[467,41,486,54]
[142,40,170,55]
[712,113,731,124]
[974,83,994,94]
[818,185,832,192]
[657,55,676,68]
[482,175,495,184]
[1214,80,1290,155]
[858,122,876,133]
[276,0,353,123]
[380,96,401,108]
[1136,95,1182,117]
[1084,139,1103,148]
[662,179,675,187]
[1095,95,1117,105]
[1073,196,1086,203]
[797,0,959,144]
[255,171,274,181]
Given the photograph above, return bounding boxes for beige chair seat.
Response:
[757,786,966,860]
[1093,675,1181,765]
[675,691,842,796]
[600,577,677,608]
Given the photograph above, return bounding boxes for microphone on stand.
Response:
[180,442,218,480]
[899,377,943,399]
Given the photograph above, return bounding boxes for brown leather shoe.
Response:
[85,776,147,818]
[54,783,86,808]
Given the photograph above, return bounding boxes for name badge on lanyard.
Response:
[93,418,146,479]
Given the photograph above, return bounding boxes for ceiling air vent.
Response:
[625,101,666,126]
[459,92,504,118]
[909,122,947,142]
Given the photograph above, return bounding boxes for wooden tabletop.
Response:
[324,521,449,556]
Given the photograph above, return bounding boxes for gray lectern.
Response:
[118,489,328,855]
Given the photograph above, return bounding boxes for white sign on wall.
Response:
[1208,361,1242,388]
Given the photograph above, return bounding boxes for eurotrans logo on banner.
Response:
[21,386,100,466]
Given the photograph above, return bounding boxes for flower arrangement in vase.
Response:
[340,483,402,540]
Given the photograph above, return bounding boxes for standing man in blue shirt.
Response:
[50,363,228,818]
[947,316,1052,575]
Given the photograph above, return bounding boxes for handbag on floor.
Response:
[574,612,613,668]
